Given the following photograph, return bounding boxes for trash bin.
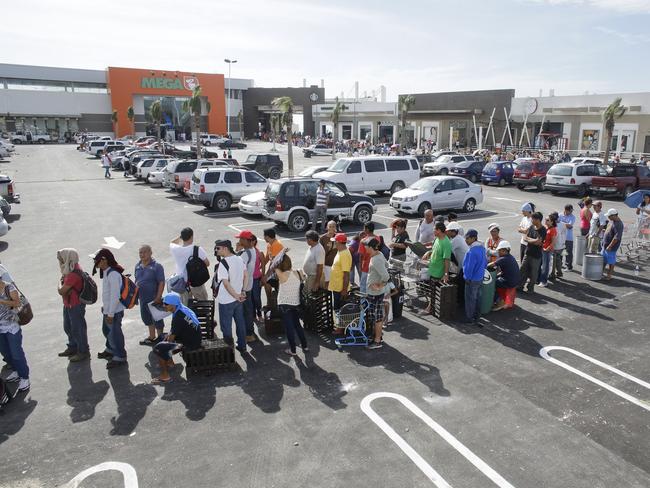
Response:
[480,270,496,315]
[582,253,604,281]
[574,235,587,267]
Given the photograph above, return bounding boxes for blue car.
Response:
[482,161,515,186]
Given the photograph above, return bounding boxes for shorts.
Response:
[153,341,182,360]
[601,248,617,266]
[367,294,385,323]
[140,301,164,328]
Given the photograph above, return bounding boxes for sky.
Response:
[3,0,649,101]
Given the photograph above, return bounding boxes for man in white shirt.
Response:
[549,211,566,280]
[169,227,210,304]
[587,201,606,253]
[446,222,468,274]
[415,209,435,245]
[214,239,247,353]
[235,230,257,343]
[303,230,325,292]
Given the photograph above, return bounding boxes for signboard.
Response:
[140,76,200,90]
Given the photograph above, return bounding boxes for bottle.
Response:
[634,265,640,277]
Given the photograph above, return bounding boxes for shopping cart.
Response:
[621,221,650,263]
[334,299,370,348]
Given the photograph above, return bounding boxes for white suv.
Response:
[187,167,267,211]
[545,158,607,197]
[421,154,474,176]
[137,158,171,180]
[200,134,226,146]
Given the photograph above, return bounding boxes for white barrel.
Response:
[582,253,604,281]
[574,235,586,267]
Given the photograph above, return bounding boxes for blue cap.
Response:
[521,203,532,212]
[465,229,478,239]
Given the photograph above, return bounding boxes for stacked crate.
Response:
[188,299,216,340]
[302,288,333,332]
[182,338,236,375]
[431,281,457,320]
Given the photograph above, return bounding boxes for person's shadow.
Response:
[66,361,109,423]
[0,393,37,445]
[107,365,157,436]
[292,347,348,410]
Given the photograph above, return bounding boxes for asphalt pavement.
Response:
[0,144,648,488]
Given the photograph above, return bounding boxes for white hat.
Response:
[496,240,511,251]
[446,221,460,231]
[604,208,618,217]
[487,222,499,231]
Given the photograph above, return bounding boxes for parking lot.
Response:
[0,144,649,488]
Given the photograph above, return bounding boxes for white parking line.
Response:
[539,346,650,412]
[491,197,522,202]
[64,462,138,488]
[361,392,517,488]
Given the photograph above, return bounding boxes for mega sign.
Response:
[140,75,200,90]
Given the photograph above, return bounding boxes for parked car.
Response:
[240,153,284,179]
[0,215,8,237]
[102,142,127,156]
[0,146,11,159]
[513,158,554,191]
[262,178,376,232]
[0,175,18,203]
[163,159,228,193]
[128,151,164,175]
[314,156,420,195]
[590,164,650,198]
[421,154,474,176]
[297,165,330,177]
[302,144,331,157]
[187,167,268,211]
[86,140,114,156]
[0,197,11,218]
[134,137,156,147]
[147,169,167,186]
[136,158,171,180]
[545,158,607,197]
[481,161,516,186]
[10,130,51,144]
[449,159,486,183]
[217,139,247,150]
[0,140,15,153]
[200,134,226,146]
[238,191,266,215]
[389,175,483,216]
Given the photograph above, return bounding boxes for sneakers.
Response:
[4,371,19,382]
[17,378,30,392]
[368,342,383,350]
[97,351,113,360]
[139,337,157,346]
[69,352,91,362]
[58,348,76,357]
[106,360,127,369]
[539,283,548,288]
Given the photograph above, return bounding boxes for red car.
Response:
[513,158,554,191]
[135,137,156,147]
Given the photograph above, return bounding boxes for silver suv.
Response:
[187,167,268,211]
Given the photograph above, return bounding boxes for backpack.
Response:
[186,246,210,287]
[73,269,98,305]
[108,269,139,309]
[211,259,230,298]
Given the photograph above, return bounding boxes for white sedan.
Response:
[389,175,483,216]
[238,191,266,215]
[147,169,166,186]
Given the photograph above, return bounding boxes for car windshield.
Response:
[434,156,451,164]
[547,165,573,176]
[484,163,497,171]
[298,167,325,177]
[516,162,531,172]
[265,182,281,199]
[326,159,348,173]
[245,155,257,164]
[409,179,437,191]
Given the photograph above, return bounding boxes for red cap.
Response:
[235,230,254,240]
[331,232,348,243]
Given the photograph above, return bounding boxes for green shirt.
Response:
[428,236,452,279]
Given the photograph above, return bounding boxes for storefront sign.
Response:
[140,77,184,90]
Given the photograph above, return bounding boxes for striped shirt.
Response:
[316,188,330,207]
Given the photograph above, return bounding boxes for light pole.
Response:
[224,58,237,137]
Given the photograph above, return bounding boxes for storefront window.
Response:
[359,125,372,141]
[378,125,394,143]
[5,79,69,92]
[341,124,352,140]
[143,96,195,141]
[581,130,599,151]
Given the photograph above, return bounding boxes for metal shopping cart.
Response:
[334,298,370,348]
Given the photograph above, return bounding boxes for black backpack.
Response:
[211,259,230,298]
[74,269,98,305]
[186,246,210,287]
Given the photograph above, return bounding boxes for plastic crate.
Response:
[188,299,216,340]
[263,311,284,335]
[182,338,235,374]
[302,289,333,332]
[432,282,457,320]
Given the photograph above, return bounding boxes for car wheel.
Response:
[211,193,232,211]
[304,152,312,158]
[498,178,506,187]
[623,185,634,198]
[469,174,478,183]
[269,167,281,179]
[375,190,386,196]
[353,205,373,225]
[550,190,559,195]
[288,210,309,232]
[462,198,476,213]
[37,139,46,144]
[417,201,431,217]
[390,181,405,194]
[536,178,546,192]
[12,139,21,144]
[440,168,448,175]
[576,184,588,198]
[204,141,211,146]
[516,184,525,190]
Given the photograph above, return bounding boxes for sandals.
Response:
[284,349,297,356]
[151,377,171,385]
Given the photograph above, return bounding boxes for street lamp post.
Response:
[224,58,237,138]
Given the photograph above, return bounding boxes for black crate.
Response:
[264,314,284,335]
[302,289,333,332]
[431,282,457,320]
[182,338,235,374]
[188,299,216,340]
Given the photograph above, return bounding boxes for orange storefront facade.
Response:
[107,67,226,137]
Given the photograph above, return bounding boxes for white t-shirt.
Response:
[555,221,567,250]
[589,212,606,237]
[170,243,208,279]
[302,243,325,276]
[450,234,468,274]
[216,255,245,304]
[519,216,532,245]
[416,220,435,244]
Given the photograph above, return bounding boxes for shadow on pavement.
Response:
[107,364,157,436]
[66,361,109,423]
[0,394,37,446]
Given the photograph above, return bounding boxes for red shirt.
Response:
[543,227,557,251]
[63,265,83,308]
[359,233,376,273]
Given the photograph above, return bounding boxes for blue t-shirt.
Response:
[135,259,165,301]
[558,213,576,241]
[495,254,520,288]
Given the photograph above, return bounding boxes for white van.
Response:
[314,156,421,194]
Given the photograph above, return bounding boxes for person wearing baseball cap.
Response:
[214,239,248,353]
[235,230,257,342]
[602,208,623,280]
[487,240,520,311]
[328,233,352,322]
[587,201,606,253]
[486,223,502,264]
[462,229,487,324]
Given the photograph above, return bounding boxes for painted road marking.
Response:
[491,197,522,202]
[64,462,138,488]
[361,392,516,488]
[539,346,650,412]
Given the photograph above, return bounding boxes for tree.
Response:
[182,86,210,157]
[126,106,135,139]
[272,96,294,177]
[270,114,279,152]
[111,109,119,138]
[237,110,244,141]
[602,97,626,165]
[398,94,416,150]
[149,99,163,149]
[330,97,347,160]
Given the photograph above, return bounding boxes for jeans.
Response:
[279,305,307,353]
[564,240,574,269]
[252,278,262,318]
[104,166,111,178]
[539,250,552,284]
[312,206,327,233]
[359,272,368,294]
[519,255,541,291]
[464,280,482,322]
[0,329,29,378]
[243,290,255,335]
[63,304,89,354]
[350,262,360,285]
[219,300,247,349]
[551,250,564,278]
[103,311,126,361]
[520,244,527,263]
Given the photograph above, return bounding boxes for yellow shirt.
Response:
[328,249,352,292]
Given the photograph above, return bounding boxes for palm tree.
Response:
[602,97,626,165]
[237,110,244,141]
[398,94,416,150]
[330,97,347,160]
[126,106,135,140]
[270,114,279,152]
[272,96,294,176]
[182,86,210,157]
[149,99,163,150]
[111,109,119,138]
